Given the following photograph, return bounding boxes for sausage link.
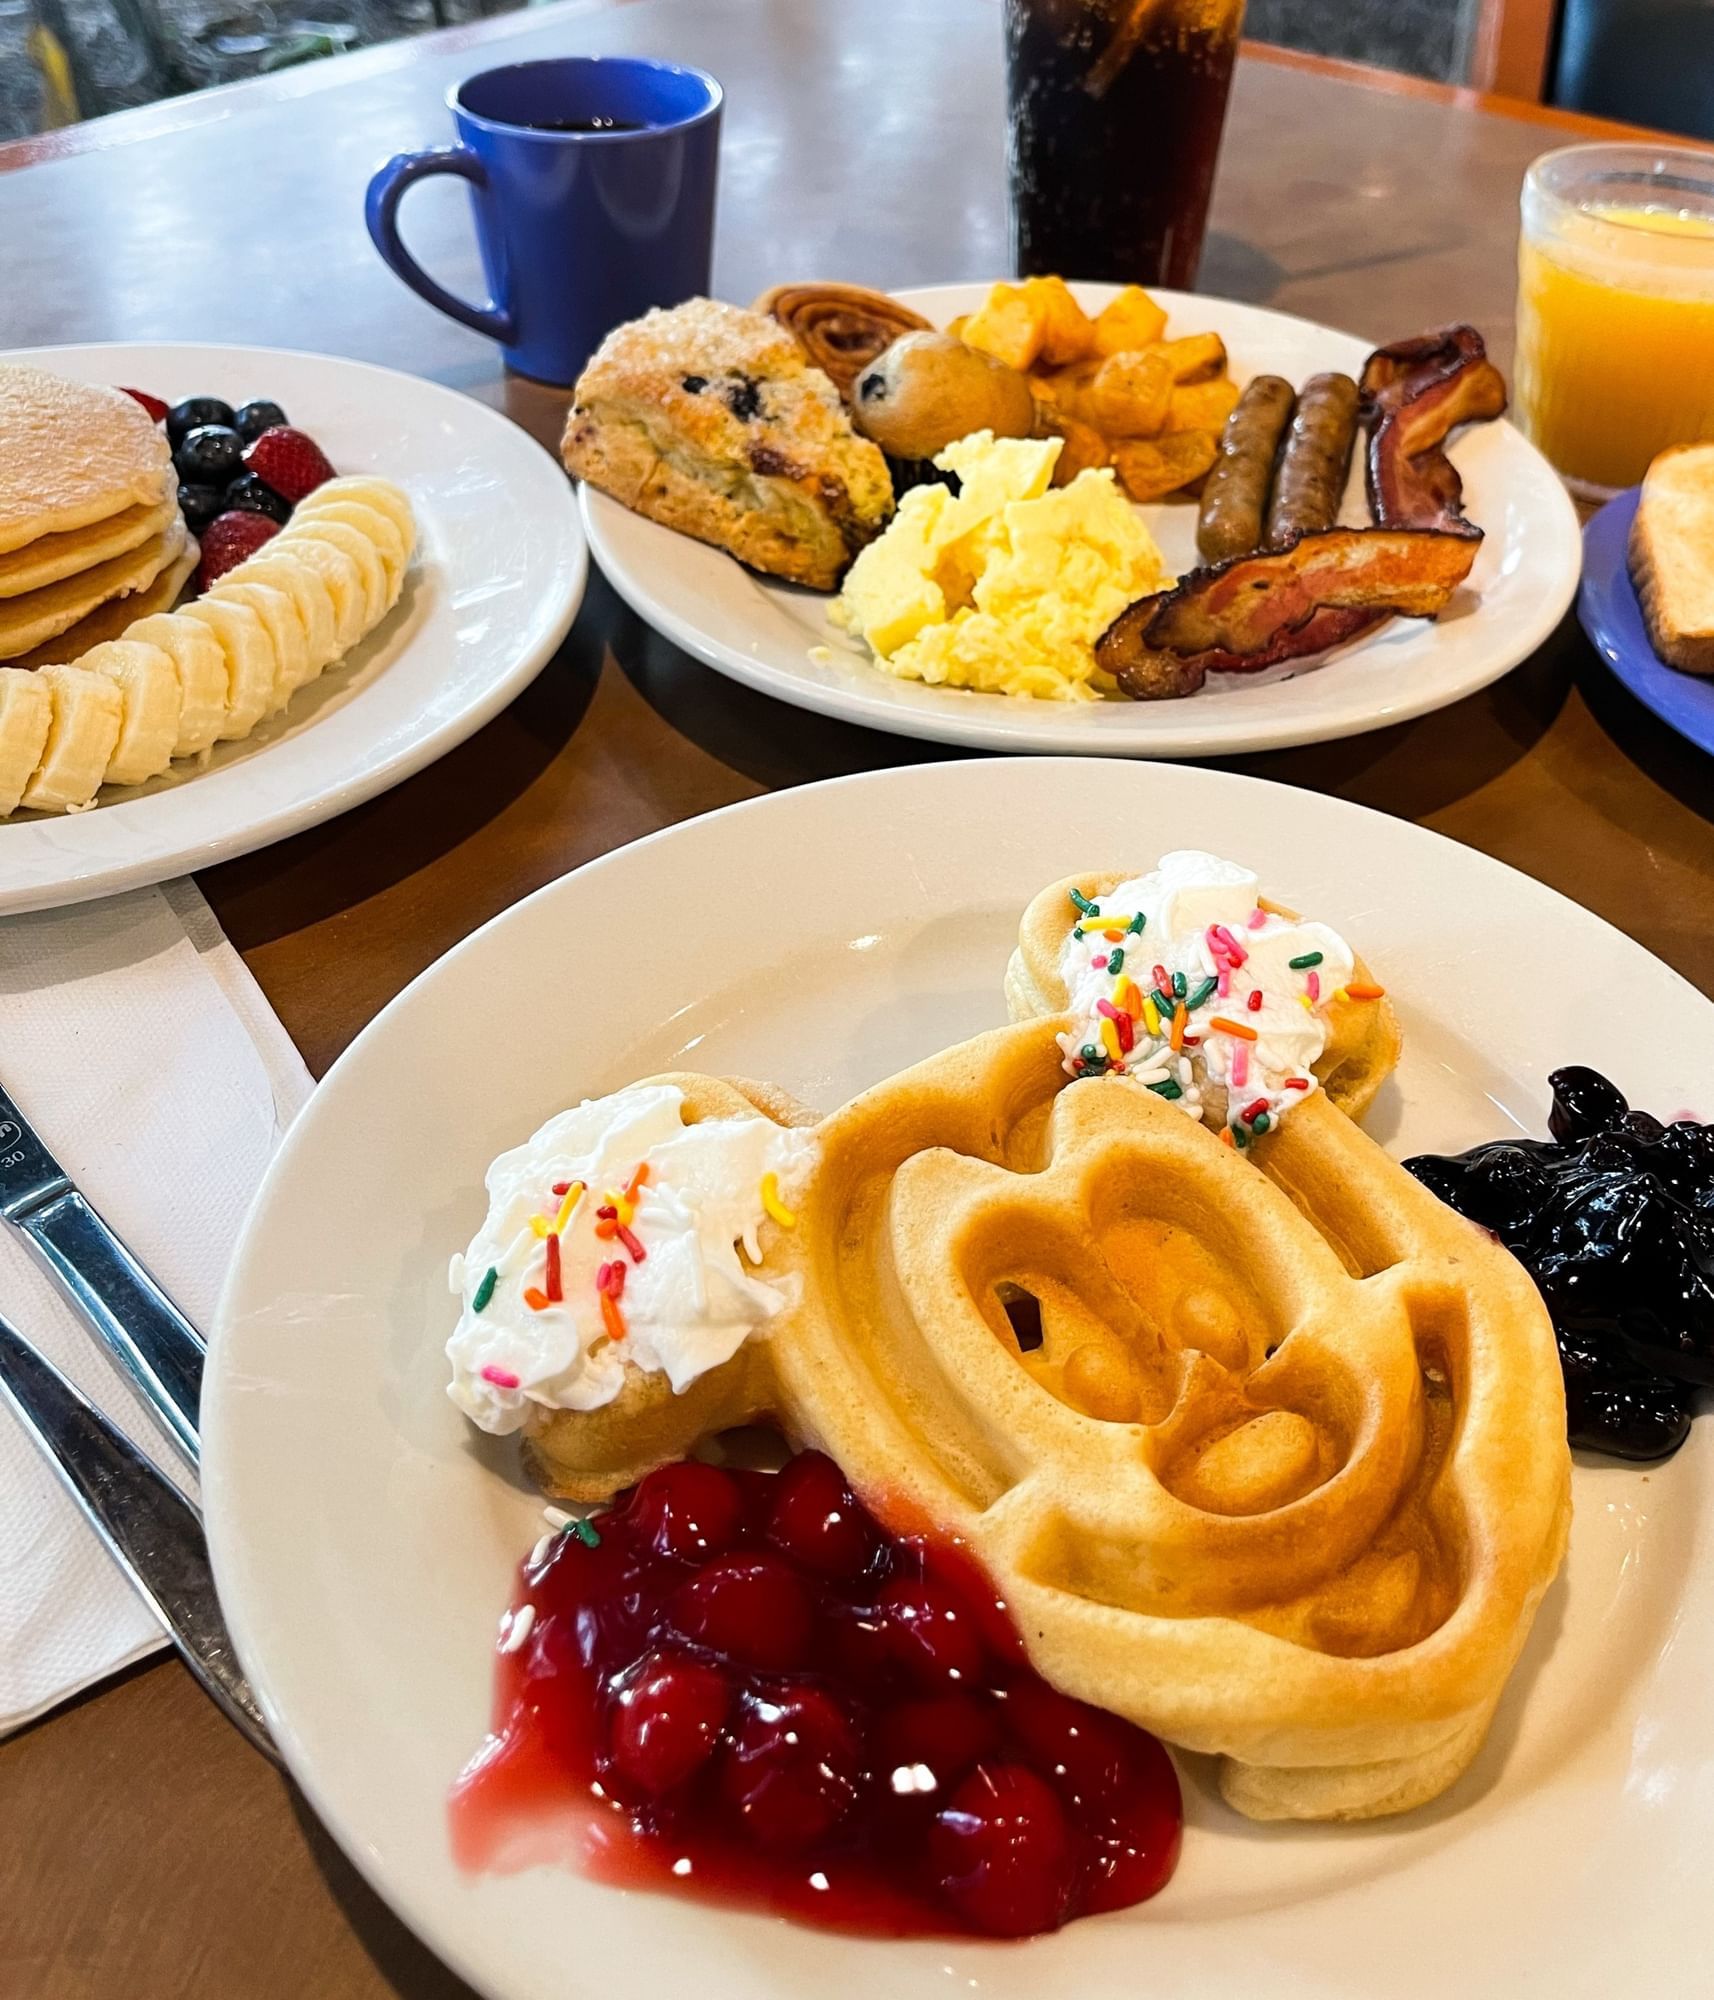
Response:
[1264,372,1359,547]
[1196,375,1295,564]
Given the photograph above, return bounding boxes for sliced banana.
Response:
[272,533,366,653]
[178,598,277,739]
[291,501,406,595]
[21,664,123,813]
[124,610,228,759]
[222,552,339,680]
[280,519,387,631]
[295,476,415,555]
[0,483,419,818]
[211,578,309,711]
[0,667,52,816]
[79,639,183,787]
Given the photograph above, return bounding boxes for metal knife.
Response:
[0,1313,276,1761]
[0,1081,204,1469]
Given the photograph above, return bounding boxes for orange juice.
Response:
[1515,147,1714,498]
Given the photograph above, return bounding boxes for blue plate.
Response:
[1579,484,1714,754]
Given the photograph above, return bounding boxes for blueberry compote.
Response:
[1405,1066,1714,1461]
[451,1450,1182,1936]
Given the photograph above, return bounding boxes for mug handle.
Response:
[364,147,518,344]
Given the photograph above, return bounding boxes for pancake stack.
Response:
[0,472,415,818]
[0,367,190,668]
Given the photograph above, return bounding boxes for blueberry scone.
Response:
[561,299,894,590]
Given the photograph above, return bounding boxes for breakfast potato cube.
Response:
[1092,286,1169,356]
[1162,377,1242,435]
[1144,332,1227,383]
[944,314,970,339]
[1036,412,1110,485]
[1113,430,1219,502]
[1021,276,1097,365]
[1089,350,1174,437]
[961,283,1047,372]
[1029,357,1101,420]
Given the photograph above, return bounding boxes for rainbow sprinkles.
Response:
[447,1082,817,1433]
[1056,850,1386,1145]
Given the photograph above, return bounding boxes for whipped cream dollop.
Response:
[1056,850,1364,1143]
[447,1083,818,1433]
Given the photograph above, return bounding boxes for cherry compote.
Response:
[1406,1065,1714,1461]
[451,1449,1182,1936]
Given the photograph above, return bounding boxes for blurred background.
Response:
[1247,0,1484,81]
[1,0,504,138]
[3,0,1711,146]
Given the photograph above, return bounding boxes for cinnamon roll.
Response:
[752,283,933,397]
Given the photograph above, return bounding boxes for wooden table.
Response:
[2,6,1710,1992]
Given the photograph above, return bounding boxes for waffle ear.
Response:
[523,1336,775,1503]
[1008,869,1403,1125]
[516,1072,816,1502]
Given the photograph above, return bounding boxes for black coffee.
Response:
[521,114,644,134]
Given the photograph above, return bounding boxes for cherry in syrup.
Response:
[451,1448,1183,1937]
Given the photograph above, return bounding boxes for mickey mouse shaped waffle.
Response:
[446,865,1569,1827]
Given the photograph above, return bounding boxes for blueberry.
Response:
[166,395,235,449]
[1548,1065,1628,1144]
[1407,1065,1714,1463]
[178,482,227,532]
[724,377,763,421]
[222,471,292,524]
[233,398,289,444]
[888,455,961,497]
[173,424,244,487]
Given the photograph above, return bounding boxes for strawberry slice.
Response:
[196,509,280,592]
[242,425,335,504]
[119,386,169,423]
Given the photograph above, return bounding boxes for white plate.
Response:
[0,343,586,913]
[582,285,1581,758]
[204,759,1711,2000]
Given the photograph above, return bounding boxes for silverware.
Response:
[0,1081,204,1468]
[0,1313,276,1761]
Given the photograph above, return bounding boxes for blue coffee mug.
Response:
[366,56,722,387]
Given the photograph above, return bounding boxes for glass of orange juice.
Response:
[1515,143,1714,502]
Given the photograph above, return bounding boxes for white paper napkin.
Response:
[0,877,312,1734]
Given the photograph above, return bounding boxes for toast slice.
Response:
[1630,443,1714,675]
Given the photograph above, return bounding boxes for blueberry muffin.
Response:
[562,299,895,590]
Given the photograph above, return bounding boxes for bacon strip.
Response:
[1134,528,1478,655]
[1100,605,1387,701]
[1097,529,1478,702]
[1360,325,1507,533]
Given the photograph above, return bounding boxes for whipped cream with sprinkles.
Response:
[1055,850,1385,1146]
[447,1083,817,1432]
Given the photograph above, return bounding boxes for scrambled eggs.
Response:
[830,432,1168,701]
